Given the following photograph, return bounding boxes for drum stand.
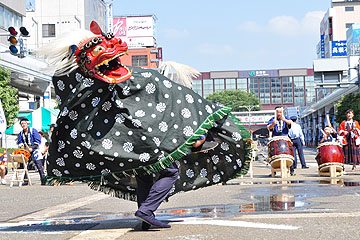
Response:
[269,156,294,178]
[271,159,290,178]
[318,164,343,178]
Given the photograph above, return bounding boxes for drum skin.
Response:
[316,142,344,167]
[12,149,31,161]
[268,136,294,161]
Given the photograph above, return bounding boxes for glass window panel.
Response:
[132,55,148,66]
[192,79,202,96]
[305,76,315,104]
[42,24,56,37]
[0,6,4,28]
[282,77,293,103]
[203,79,213,97]
[225,78,236,90]
[214,79,224,91]
[271,77,281,104]
[237,78,247,91]
[249,78,259,97]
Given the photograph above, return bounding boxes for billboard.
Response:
[320,35,325,58]
[113,16,156,48]
[238,69,279,78]
[331,41,347,56]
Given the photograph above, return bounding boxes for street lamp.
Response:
[238,104,259,179]
[238,105,260,140]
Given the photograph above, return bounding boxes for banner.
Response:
[0,99,6,134]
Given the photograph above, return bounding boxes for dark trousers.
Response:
[136,163,179,215]
[24,159,45,182]
[290,138,306,172]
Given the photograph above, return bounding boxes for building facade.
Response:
[112,15,162,69]
[317,0,360,59]
[0,0,25,45]
[24,0,107,51]
[192,68,315,110]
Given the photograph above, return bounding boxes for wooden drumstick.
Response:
[24,143,31,151]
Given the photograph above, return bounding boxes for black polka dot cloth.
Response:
[47,67,251,201]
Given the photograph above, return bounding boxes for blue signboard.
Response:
[321,35,325,58]
[332,41,347,56]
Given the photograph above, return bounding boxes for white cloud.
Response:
[268,16,300,36]
[196,43,235,56]
[162,28,190,39]
[238,11,325,37]
[238,21,262,33]
[301,11,325,35]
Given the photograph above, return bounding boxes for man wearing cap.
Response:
[288,116,307,175]
[17,118,46,185]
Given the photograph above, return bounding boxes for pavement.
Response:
[0,147,360,240]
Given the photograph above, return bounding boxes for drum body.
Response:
[316,142,344,172]
[267,136,294,168]
[12,149,31,162]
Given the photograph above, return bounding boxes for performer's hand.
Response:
[28,147,33,153]
[345,131,348,135]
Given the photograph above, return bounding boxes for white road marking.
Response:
[2,193,132,239]
[173,218,299,230]
[234,211,360,219]
[68,227,131,240]
[10,193,110,222]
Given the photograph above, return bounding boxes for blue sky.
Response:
[113,0,330,72]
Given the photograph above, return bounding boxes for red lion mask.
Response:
[74,21,132,84]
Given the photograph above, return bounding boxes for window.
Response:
[305,76,315,105]
[271,78,281,104]
[225,78,236,90]
[237,78,247,91]
[203,79,213,97]
[259,78,270,104]
[42,24,55,37]
[132,55,148,67]
[282,77,293,104]
[346,23,353,28]
[345,6,354,11]
[192,79,202,96]
[249,78,259,98]
[294,76,304,106]
[214,79,225,92]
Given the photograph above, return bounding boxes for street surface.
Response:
[1,147,360,239]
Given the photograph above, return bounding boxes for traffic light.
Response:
[6,26,29,58]
[8,27,19,55]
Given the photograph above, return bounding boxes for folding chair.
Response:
[9,154,32,187]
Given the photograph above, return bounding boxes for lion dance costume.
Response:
[39,22,251,209]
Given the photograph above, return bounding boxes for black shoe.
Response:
[302,166,309,169]
[290,173,296,176]
[191,141,219,153]
[135,210,170,229]
[22,182,29,186]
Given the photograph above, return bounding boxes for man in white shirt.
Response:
[288,116,308,176]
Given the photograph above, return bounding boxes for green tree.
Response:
[0,66,19,127]
[335,93,360,123]
[206,90,261,112]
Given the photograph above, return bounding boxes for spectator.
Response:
[17,118,46,185]
[0,151,7,185]
[39,131,48,167]
[338,109,360,171]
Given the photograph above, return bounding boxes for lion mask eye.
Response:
[92,46,105,55]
